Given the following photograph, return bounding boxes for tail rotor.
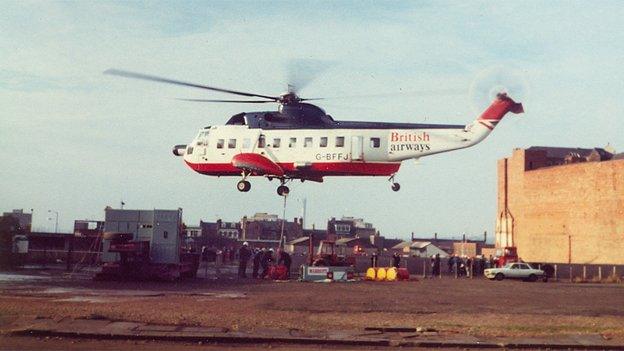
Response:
[469,65,530,115]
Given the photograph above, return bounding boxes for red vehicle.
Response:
[312,240,355,267]
[497,246,518,267]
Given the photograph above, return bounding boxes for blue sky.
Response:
[2,1,623,239]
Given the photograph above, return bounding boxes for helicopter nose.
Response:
[172,144,187,156]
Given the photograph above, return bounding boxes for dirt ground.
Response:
[1,268,624,346]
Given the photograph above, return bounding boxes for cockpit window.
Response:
[216,139,224,149]
[228,139,236,148]
[225,113,246,125]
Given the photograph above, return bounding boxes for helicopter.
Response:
[105,69,523,196]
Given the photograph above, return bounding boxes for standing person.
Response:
[371,251,379,268]
[433,253,441,277]
[261,248,274,278]
[392,252,401,268]
[252,248,263,278]
[430,255,436,277]
[238,242,252,278]
[447,255,455,274]
[278,249,292,279]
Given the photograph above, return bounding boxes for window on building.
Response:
[228,139,236,148]
[163,231,169,239]
[216,139,224,149]
[289,137,297,148]
[370,137,380,148]
[258,135,265,148]
[320,137,328,147]
[273,138,281,148]
[336,224,350,232]
[304,137,313,147]
[336,136,345,147]
[243,138,251,149]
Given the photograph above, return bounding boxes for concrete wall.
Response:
[497,149,624,264]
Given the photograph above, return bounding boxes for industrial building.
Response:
[496,147,624,264]
[391,241,449,258]
[102,208,183,264]
[2,209,32,232]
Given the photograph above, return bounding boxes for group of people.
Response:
[446,254,494,277]
[237,242,292,279]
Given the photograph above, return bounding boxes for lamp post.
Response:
[48,210,59,233]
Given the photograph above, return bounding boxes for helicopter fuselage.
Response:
[178,105,494,180]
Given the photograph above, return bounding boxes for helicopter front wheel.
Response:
[237,180,251,192]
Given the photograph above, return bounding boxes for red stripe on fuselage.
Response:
[184,161,400,177]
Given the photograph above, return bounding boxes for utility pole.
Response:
[48,210,59,233]
[301,198,307,230]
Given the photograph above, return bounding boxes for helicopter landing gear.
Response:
[389,174,400,192]
[237,180,251,192]
[237,171,251,192]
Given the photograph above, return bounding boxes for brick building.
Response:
[240,213,303,248]
[411,232,489,256]
[327,216,377,240]
[2,209,32,232]
[496,147,623,264]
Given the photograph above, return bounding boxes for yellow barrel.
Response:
[365,267,377,281]
[386,267,398,281]
[375,267,387,281]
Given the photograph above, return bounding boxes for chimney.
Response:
[483,230,487,243]
[462,233,466,242]
[434,232,437,240]
[411,232,414,241]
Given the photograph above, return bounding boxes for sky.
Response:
[2,1,623,239]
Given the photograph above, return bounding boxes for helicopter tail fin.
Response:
[476,93,523,130]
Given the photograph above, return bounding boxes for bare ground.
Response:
[1,269,623,340]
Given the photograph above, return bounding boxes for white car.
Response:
[484,262,547,282]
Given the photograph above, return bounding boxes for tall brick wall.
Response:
[496,149,624,264]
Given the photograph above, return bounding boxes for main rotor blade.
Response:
[286,59,332,93]
[177,98,275,103]
[312,88,466,101]
[104,69,279,100]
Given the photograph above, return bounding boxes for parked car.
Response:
[484,262,547,282]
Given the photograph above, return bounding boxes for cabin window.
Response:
[216,139,224,149]
[336,136,345,147]
[304,137,313,148]
[289,137,297,148]
[242,138,251,149]
[273,138,281,148]
[258,135,265,148]
[320,137,328,147]
[370,137,380,148]
[228,139,236,148]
